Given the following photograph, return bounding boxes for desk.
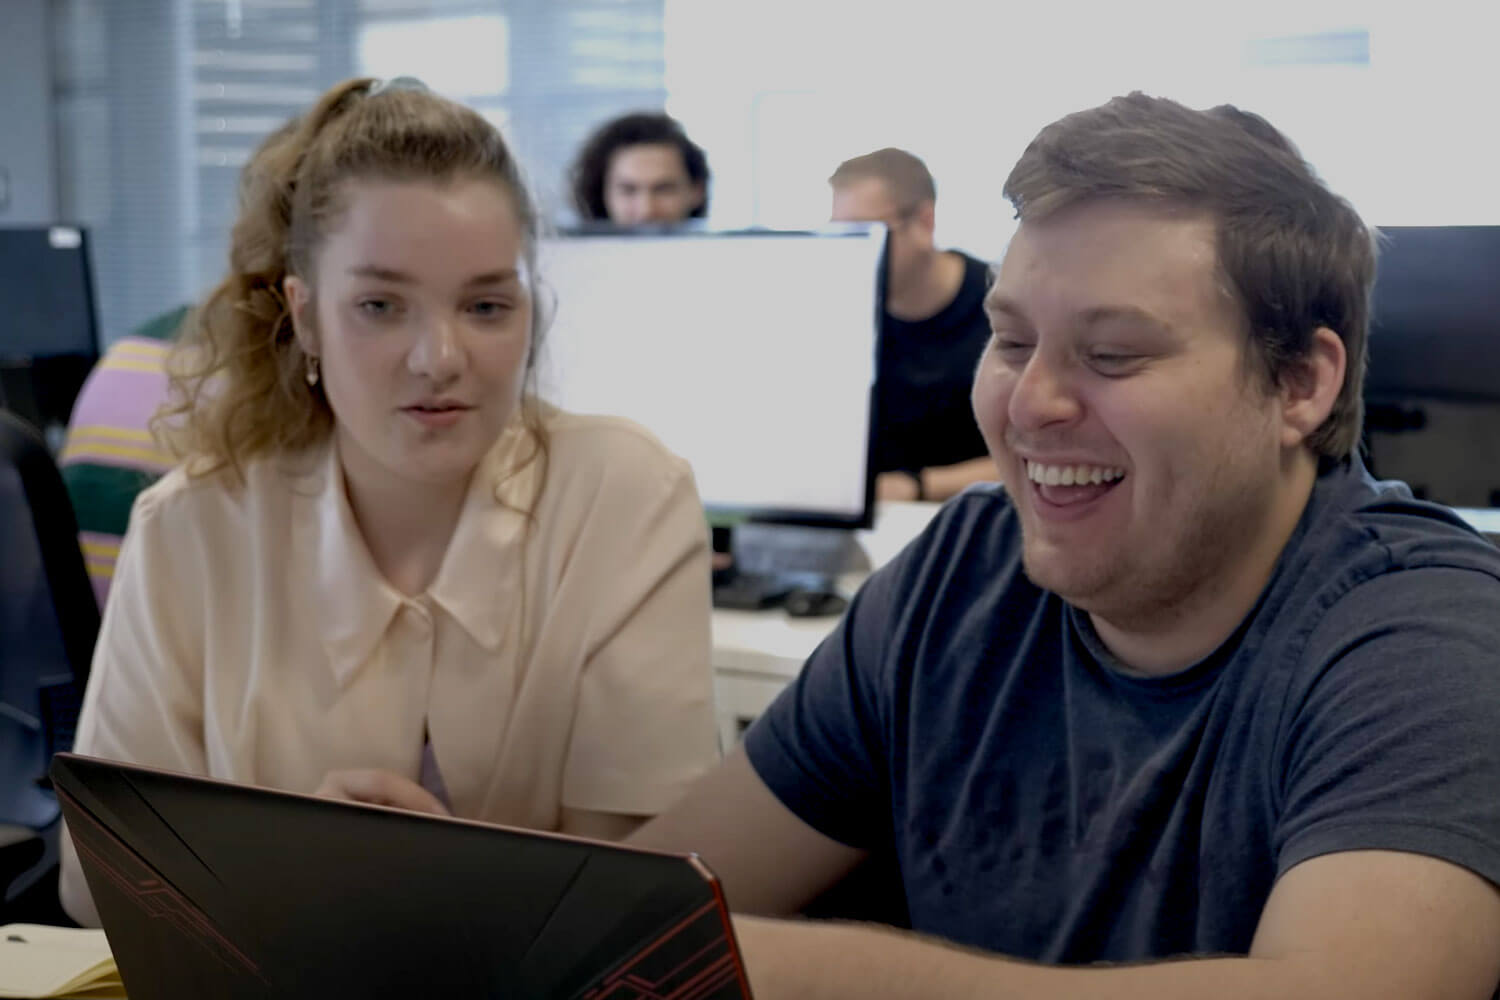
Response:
[1456,507,1500,544]
[710,501,940,748]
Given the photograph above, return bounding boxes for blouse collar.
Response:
[291,421,542,687]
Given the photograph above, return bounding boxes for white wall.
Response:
[0,0,58,223]
[665,0,1500,261]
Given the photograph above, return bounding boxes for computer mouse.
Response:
[783,587,848,618]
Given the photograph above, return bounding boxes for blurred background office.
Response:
[3,0,1500,926]
[0,0,1494,343]
[0,0,1498,522]
[2,0,1499,515]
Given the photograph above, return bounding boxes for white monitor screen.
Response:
[535,227,884,525]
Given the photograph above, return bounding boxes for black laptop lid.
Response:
[51,752,751,999]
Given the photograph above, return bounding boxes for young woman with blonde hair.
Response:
[61,78,720,925]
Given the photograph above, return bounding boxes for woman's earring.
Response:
[305,355,321,387]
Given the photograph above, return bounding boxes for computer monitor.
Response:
[1364,225,1500,403]
[1362,225,1500,507]
[0,226,101,444]
[536,225,885,531]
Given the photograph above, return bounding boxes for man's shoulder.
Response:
[946,249,993,315]
[885,250,992,341]
[1262,467,1500,676]
[1308,467,1500,586]
[1351,489,1500,575]
[952,249,994,284]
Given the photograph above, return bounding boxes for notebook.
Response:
[50,753,753,999]
[0,924,123,999]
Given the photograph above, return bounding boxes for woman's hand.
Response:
[314,768,451,816]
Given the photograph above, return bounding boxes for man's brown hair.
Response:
[1003,92,1376,461]
[830,147,937,216]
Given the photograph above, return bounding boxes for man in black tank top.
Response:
[830,148,996,503]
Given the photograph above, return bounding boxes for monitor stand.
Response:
[710,523,869,611]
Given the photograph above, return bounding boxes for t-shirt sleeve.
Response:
[560,448,721,817]
[1275,566,1500,888]
[741,544,908,849]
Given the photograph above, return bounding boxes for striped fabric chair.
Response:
[58,306,188,610]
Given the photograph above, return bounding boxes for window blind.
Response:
[50,0,666,345]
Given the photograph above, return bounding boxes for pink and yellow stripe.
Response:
[79,531,122,608]
[60,335,175,473]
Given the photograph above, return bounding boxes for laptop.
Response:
[50,753,753,999]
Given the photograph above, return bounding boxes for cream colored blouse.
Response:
[70,408,720,829]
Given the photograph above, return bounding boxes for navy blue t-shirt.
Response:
[744,459,1500,962]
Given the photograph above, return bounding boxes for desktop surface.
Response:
[712,501,940,668]
[710,500,941,746]
[1457,507,1500,543]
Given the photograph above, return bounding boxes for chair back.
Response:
[0,409,99,830]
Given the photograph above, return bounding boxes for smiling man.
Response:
[632,93,1500,999]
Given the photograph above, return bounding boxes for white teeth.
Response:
[1025,461,1124,486]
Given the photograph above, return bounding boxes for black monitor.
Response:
[536,225,885,531]
[1364,225,1500,403]
[0,225,101,444]
[1362,225,1500,507]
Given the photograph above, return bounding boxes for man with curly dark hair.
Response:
[569,111,709,224]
